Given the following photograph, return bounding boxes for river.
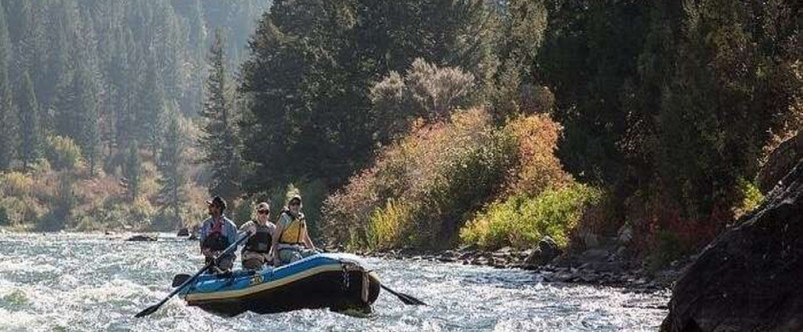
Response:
[0,233,668,331]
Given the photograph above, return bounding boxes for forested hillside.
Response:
[0,0,270,230]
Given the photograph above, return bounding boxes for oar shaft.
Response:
[134,232,251,318]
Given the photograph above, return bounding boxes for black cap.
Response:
[206,196,227,210]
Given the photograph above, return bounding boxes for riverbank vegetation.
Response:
[0,0,800,266]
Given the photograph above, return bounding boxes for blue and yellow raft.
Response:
[178,253,381,316]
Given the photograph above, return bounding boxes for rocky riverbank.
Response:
[354,240,688,293]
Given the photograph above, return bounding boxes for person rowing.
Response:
[198,196,238,274]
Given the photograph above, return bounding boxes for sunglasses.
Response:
[257,209,270,214]
[289,202,300,206]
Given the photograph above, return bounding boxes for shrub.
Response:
[366,199,412,249]
[0,196,44,224]
[734,177,764,218]
[130,196,155,227]
[0,172,34,197]
[460,183,604,250]
[45,136,83,171]
[504,114,570,196]
[323,108,516,248]
[371,58,476,142]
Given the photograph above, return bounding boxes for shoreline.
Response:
[354,247,686,295]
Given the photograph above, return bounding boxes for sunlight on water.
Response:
[0,233,668,331]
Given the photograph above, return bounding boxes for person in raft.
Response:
[238,202,276,270]
[198,196,238,274]
[271,195,317,266]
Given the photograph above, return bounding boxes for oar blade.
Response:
[397,292,427,305]
[380,284,427,306]
[134,305,159,318]
[171,274,192,287]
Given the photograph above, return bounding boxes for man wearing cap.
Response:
[199,196,238,273]
[271,195,317,266]
[238,202,276,270]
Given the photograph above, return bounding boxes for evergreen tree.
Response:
[201,29,241,203]
[75,66,100,175]
[0,2,17,170]
[17,72,41,168]
[157,114,186,228]
[124,141,142,201]
[240,0,498,190]
[54,63,100,175]
[139,59,166,159]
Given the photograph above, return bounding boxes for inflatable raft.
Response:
[177,253,381,316]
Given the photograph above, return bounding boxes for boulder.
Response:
[662,159,803,332]
[524,236,562,267]
[126,234,158,242]
[617,223,633,244]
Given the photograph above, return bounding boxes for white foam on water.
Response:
[0,258,58,274]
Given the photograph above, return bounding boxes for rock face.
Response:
[757,133,803,193]
[661,160,803,332]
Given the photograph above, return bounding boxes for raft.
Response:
[177,253,381,316]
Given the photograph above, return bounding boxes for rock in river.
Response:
[126,234,158,242]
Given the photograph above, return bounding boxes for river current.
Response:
[0,233,668,331]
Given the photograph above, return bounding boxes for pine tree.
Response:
[157,114,187,228]
[138,59,165,159]
[54,62,99,175]
[200,29,241,203]
[17,72,41,169]
[74,65,100,175]
[0,2,17,170]
[124,141,142,201]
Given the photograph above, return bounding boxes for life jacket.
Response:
[244,223,273,253]
[203,219,229,251]
[278,211,305,246]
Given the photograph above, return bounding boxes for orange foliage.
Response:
[504,114,571,196]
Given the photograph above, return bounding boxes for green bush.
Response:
[366,199,413,249]
[460,183,604,250]
[735,177,764,217]
[45,136,83,171]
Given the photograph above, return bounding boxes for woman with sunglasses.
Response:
[238,202,277,270]
[271,195,317,266]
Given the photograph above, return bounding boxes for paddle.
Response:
[171,274,191,287]
[380,283,426,305]
[134,232,251,318]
